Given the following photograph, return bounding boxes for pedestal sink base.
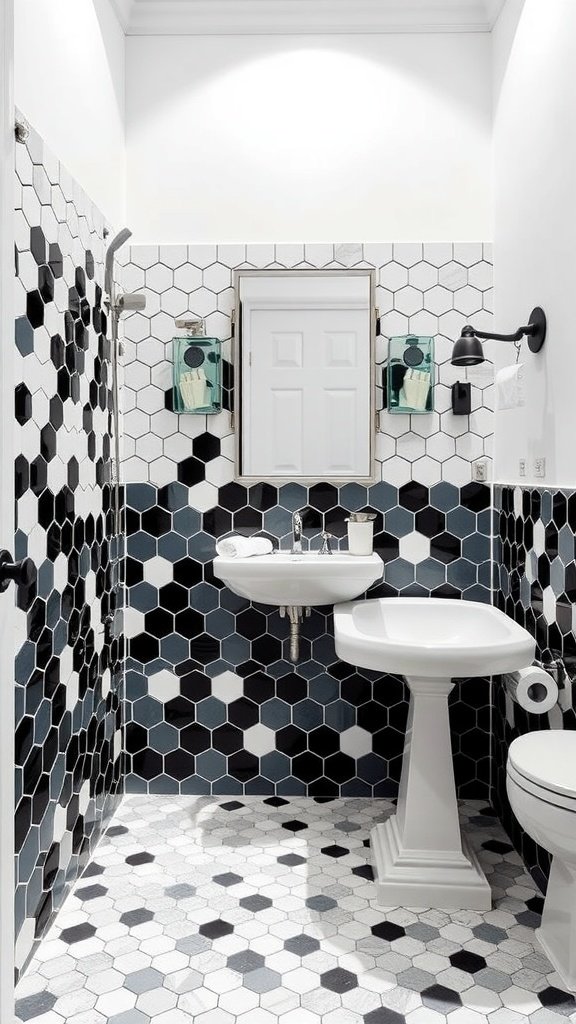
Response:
[333,599,535,912]
[370,675,491,912]
[371,816,491,911]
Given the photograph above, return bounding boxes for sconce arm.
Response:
[461,306,546,353]
[462,324,531,343]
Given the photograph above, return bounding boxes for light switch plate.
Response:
[534,457,546,478]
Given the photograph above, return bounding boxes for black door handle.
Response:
[0,550,36,592]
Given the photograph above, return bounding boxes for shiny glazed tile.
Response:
[14,115,123,975]
[493,484,576,891]
[15,796,576,1023]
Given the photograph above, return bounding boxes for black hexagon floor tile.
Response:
[15,795,574,1024]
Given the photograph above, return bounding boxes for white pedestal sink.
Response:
[334,597,535,911]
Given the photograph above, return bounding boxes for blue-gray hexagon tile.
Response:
[492,483,576,894]
[124,480,491,795]
[14,119,121,976]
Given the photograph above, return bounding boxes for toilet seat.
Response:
[507,762,576,812]
[507,732,576,812]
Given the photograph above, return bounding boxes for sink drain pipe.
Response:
[280,605,311,662]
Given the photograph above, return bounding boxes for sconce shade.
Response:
[451,332,485,366]
[451,307,546,366]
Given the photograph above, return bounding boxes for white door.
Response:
[0,0,15,1018]
[243,304,371,477]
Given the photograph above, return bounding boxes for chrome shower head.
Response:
[104,227,132,299]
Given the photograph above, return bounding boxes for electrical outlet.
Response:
[534,457,546,479]
[472,458,488,483]
[519,459,526,478]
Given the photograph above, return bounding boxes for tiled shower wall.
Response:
[13,121,123,973]
[122,242,494,798]
[493,484,576,891]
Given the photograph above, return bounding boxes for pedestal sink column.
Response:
[370,675,491,911]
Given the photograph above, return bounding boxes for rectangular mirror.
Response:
[234,270,376,483]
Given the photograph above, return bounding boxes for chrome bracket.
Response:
[15,119,30,144]
[534,656,567,689]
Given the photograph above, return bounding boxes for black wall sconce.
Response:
[451,306,546,366]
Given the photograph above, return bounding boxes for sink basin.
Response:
[333,597,535,913]
[213,551,383,607]
[334,597,535,677]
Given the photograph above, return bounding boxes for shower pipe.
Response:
[104,229,146,538]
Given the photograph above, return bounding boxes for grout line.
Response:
[488,476,495,803]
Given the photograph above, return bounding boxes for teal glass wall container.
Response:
[172,319,222,414]
[387,335,434,414]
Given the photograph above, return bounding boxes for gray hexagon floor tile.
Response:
[14,796,576,1023]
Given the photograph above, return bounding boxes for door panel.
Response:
[244,306,370,477]
[271,389,303,474]
[323,388,358,473]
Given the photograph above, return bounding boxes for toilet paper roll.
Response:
[504,666,558,715]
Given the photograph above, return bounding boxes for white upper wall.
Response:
[492,0,576,487]
[125,33,492,242]
[14,0,126,225]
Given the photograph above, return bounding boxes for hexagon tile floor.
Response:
[14,796,576,1024]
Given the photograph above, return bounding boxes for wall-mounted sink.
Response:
[213,551,383,608]
[334,597,535,912]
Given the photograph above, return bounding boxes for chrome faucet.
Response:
[292,511,303,553]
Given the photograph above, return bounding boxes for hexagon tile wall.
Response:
[122,241,494,492]
[124,478,492,799]
[493,485,576,890]
[13,119,123,975]
[122,243,494,800]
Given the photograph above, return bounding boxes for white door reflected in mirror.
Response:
[236,270,376,482]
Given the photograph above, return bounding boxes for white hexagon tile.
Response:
[120,242,494,492]
[17,111,576,1024]
[493,485,576,891]
[14,115,124,978]
[119,243,495,809]
[14,794,576,1024]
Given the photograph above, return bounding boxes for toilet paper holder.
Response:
[504,655,568,719]
[533,656,567,689]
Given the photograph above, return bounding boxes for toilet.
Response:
[507,731,576,991]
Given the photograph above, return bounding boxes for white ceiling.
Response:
[111,0,506,35]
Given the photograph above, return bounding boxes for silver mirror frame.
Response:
[232,268,378,486]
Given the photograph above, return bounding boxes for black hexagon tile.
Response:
[493,483,576,893]
[13,117,123,977]
[14,794,576,1024]
[124,477,492,799]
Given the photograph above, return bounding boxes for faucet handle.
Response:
[320,531,334,555]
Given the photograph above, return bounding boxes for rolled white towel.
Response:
[496,364,525,410]
[215,535,274,558]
